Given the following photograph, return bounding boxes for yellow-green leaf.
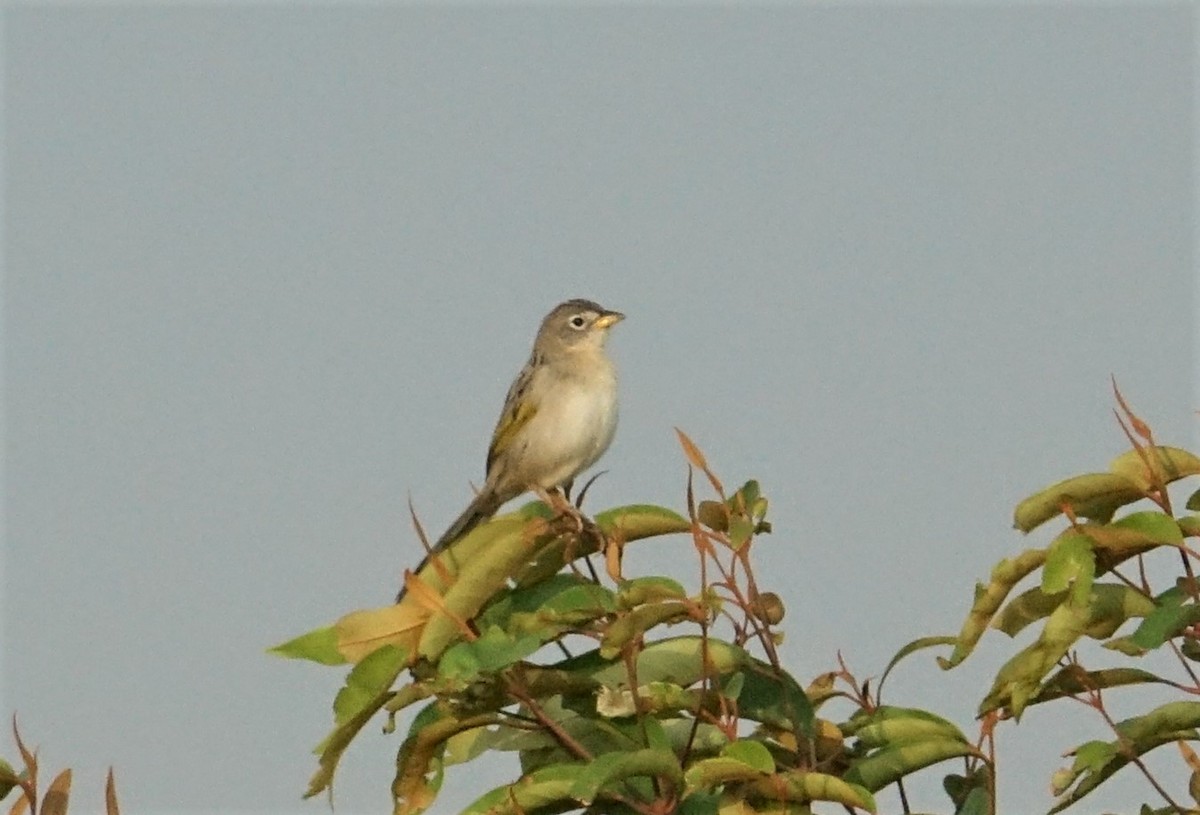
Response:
[616,576,687,608]
[269,626,345,666]
[1014,473,1144,533]
[940,549,1048,669]
[744,771,877,811]
[721,740,775,774]
[1109,446,1200,491]
[1042,532,1094,603]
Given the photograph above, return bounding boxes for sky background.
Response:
[4,4,1196,814]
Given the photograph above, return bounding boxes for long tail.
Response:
[396,490,503,601]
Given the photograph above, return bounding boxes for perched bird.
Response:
[399,299,624,600]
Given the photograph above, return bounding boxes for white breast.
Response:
[516,363,618,489]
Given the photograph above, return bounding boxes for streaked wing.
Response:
[486,360,539,474]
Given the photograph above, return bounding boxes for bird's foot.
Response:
[533,486,573,523]
[535,486,607,546]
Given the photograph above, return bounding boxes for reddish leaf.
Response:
[41,769,71,815]
[105,768,121,815]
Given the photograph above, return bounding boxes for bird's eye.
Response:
[569,315,587,329]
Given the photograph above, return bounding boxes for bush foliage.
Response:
[264,399,1200,815]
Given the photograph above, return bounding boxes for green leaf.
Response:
[1072,740,1118,772]
[721,739,776,774]
[510,504,692,591]
[722,671,745,701]
[409,510,541,599]
[733,480,761,510]
[678,791,722,815]
[1078,584,1158,638]
[418,516,560,660]
[443,726,503,767]
[944,768,993,815]
[662,718,729,756]
[499,698,650,770]
[1104,638,1151,657]
[308,686,409,800]
[727,481,770,531]
[304,647,415,801]
[1187,488,1200,512]
[438,627,542,683]
[1041,532,1094,604]
[461,762,583,815]
[1130,594,1200,650]
[556,636,811,734]
[334,644,407,725]
[992,587,1064,637]
[1117,700,1200,740]
[1013,473,1144,533]
[269,626,345,665]
[480,575,617,652]
[509,711,722,765]
[729,516,755,550]
[684,756,769,791]
[1030,667,1177,706]
[843,706,968,749]
[940,548,1048,669]
[844,737,977,792]
[1179,515,1200,537]
[642,717,672,753]
[616,576,687,608]
[1109,446,1200,491]
[697,501,728,532]
[600,602,693,658]
[743,771,876,811]
[594,504,691,538]
[394,711,501,813]
[994,584,1155,641]
[485,573,616,618]
[0,759,19,801]
[582,636,748,688]
[567,748,683,805]
[1110,510,1184,545]
[737,661,816,737]
[957,786,992,815]
[1049,700,1200,812]
[347,645,406,693]
[979,598,1093,718]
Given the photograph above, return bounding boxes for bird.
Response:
[399,298,624,601]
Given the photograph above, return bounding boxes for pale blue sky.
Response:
[4,5,1196,814]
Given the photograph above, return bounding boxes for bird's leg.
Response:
[562,475,608,560]
[531,485,607,586]
[534,485,584,533]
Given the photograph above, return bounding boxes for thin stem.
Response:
[896,778,911,813]
[1167,637,1200,689]
[1095,704,1184,812]
[1071,671,1185,813]
[504,675,592,762]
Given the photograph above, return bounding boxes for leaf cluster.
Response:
[937,391,1200,813]
[276,433,990,814]
[276,395,1200,815]
[0,718,120,815]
